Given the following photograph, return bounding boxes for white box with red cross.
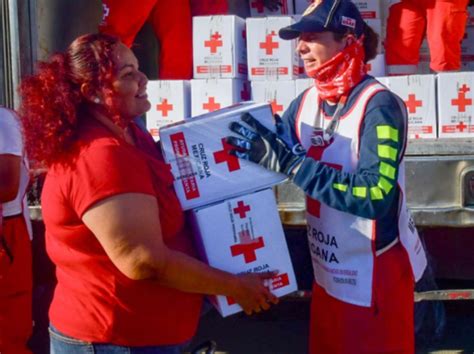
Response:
[247,17,300,81]
[146,80,190,142]
[191,188,297,317]
[248,0,294,16]
[193,16,247,79]
[437,72,474,138]
[159,102,287,210]
[250,80,296,117]
[295,78,314,97]
[191,79,251,117]
[381,75,437,139]
[351,0,382,19]
[367,53,386,77]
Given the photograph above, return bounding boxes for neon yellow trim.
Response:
[333,183,348,192]
[352,187,367,198]
[378,177,393,194]
[378,145,398,161]
[370,186,384,200]
[376,125,399,143]
[379,162,396,180]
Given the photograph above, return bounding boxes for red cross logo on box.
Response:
[156,98,173,117]
[451,84,472,113]
[233,201,251,218]
[270,99,283,115]
[405,94,422,114]
[203,97,221,112]
[205,32,223,54]
[456,121,467,132]
[230,229,265,263]
[213,138,241,172]
[251,0,265,13]
[260,31,279,55]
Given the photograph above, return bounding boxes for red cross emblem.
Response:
[405,94,422,114]
[270,99,284,114]
[156,98,173,117]
[251,0,265,13]
[241,82,251,101]
[456,121,467,132]
[230,230,265,263]
[260,31,279,55]
[204,32,223,54]
[203,96,221,112]
[233,201,251,218]
[451,84,472,113]
[213,138,241,172]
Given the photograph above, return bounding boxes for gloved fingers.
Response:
[225,136,252,151]
[274,114,285,136]
[241,113,273,137]
[228,149,251,160]
[229,121,260,141]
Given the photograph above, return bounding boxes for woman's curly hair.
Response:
[19,33,122,168]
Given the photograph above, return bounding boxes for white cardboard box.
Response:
[351,0,382,19]
[193,16,247,79]
[367,53,386,77]
[438,72,474,138]
[146,81,190,141]
[382,75,437,139]
[249,0,294,16]
[191,189,297,317]
[247,17,299,81]
[295,78,314,97]
[251,80,296,116]
[191,79,250,117]
[159,102,287,210]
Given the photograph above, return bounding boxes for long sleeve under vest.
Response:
[281,76,407,251]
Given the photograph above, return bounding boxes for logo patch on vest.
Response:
[310,128,334,147]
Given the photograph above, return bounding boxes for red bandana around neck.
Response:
[306,36,367,103]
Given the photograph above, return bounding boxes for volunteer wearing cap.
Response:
[226,0,427,352]
[19,33,277,353]
[385,0,469,75]
[0,107,33,354]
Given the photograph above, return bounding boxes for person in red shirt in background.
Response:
[99,0,228,80]
[0,107,33,354]
[19,33,278,354]
[385,0,470,75]
[99,0,284,80]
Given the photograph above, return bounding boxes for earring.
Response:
[93,97,101,104]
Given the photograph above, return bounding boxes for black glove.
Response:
[226,113,305,176]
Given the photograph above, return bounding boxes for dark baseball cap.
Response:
[279,0,366,40]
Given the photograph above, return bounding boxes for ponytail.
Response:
[362,24,379,63]
[19,53,82,168]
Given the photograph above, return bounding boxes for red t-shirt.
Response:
[41,119,202,346]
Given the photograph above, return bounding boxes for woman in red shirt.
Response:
[19,33,277,353]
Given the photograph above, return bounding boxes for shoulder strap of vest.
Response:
[295,86,318,143]
[354,83,388,156]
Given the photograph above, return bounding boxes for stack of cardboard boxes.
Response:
[144,0,474,314]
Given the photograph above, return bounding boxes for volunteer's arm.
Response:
[0,110,22,202]
[292,91,406,220]
[82,193,278,314]
[0,154,21,202]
